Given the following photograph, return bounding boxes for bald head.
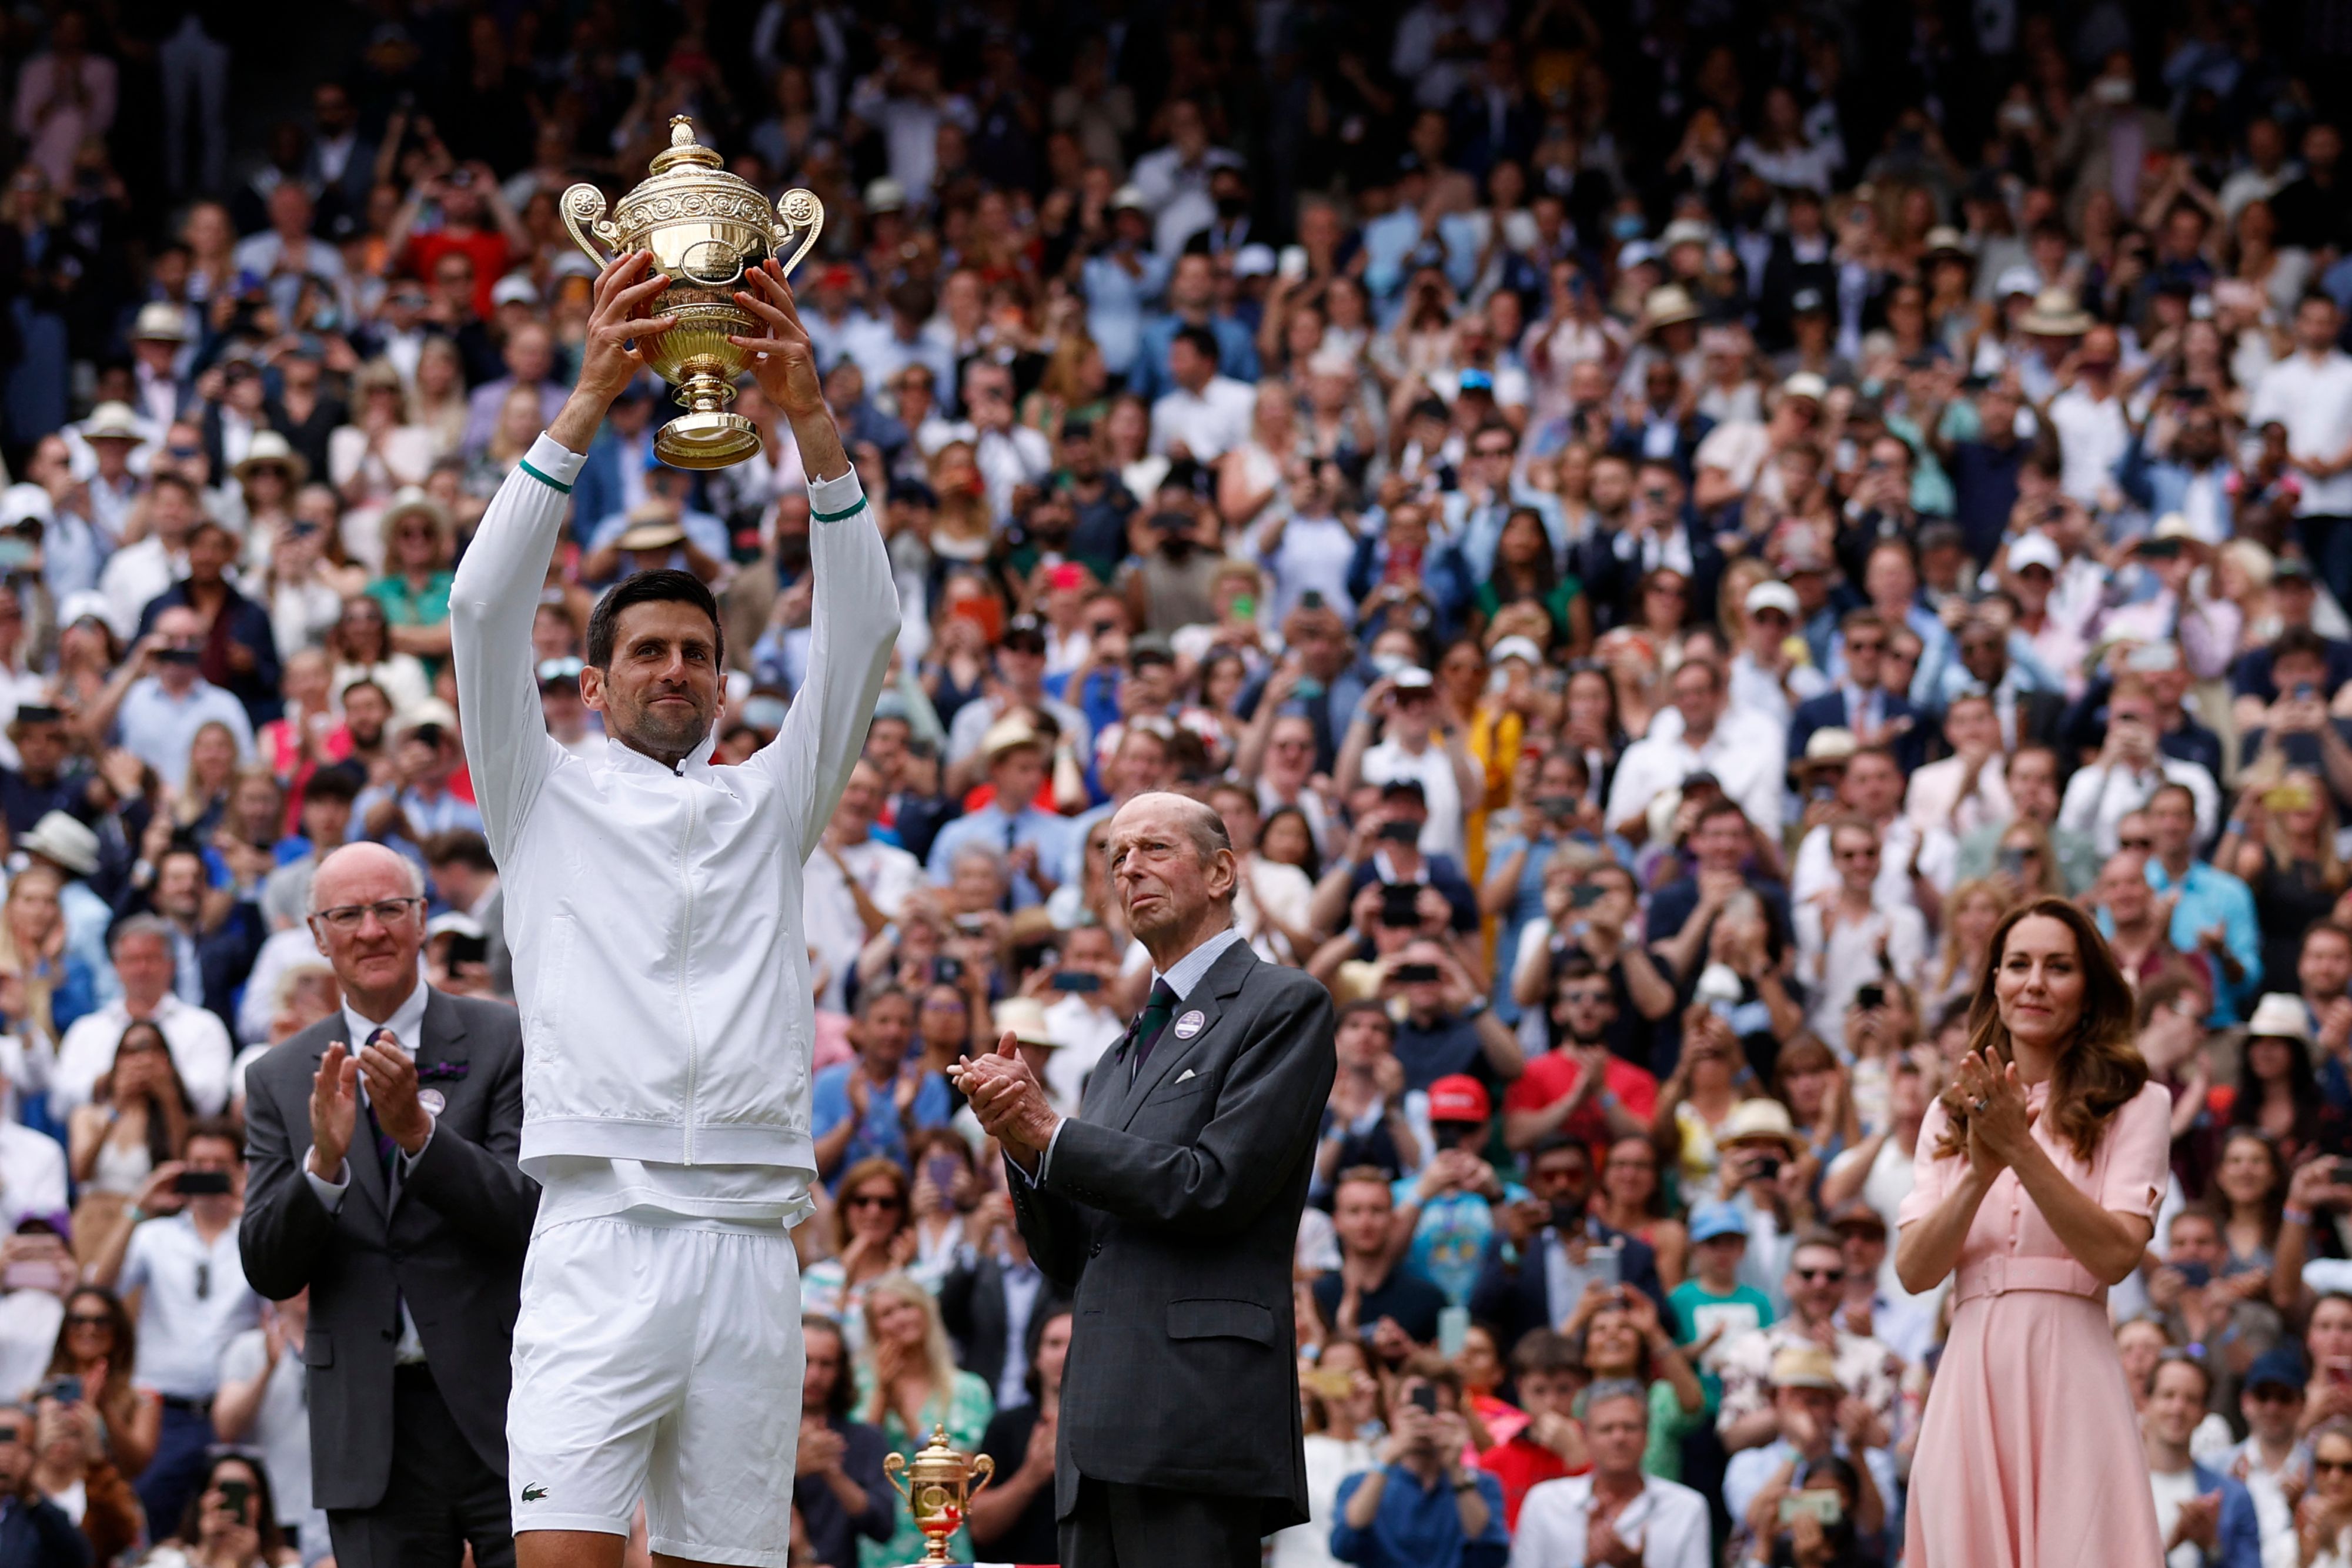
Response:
[309,842,427,1011]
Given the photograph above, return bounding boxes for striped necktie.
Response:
[1127,979,1178,1082]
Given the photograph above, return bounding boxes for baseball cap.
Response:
[1001,614,1047,653]
[2245,1346,2308,1394]
[1688,1201,1749,1243]
[1745,580,1800,619]
[2006,532,2063,574]
[1459,368,1495,394]
[1426,1075,1491,1124]
[1392,666,1435,691]
[490,273,540,307]
[1827,1200,1887,1237]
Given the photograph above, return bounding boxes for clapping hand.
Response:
[1949,1048,2035,1174]
[953,1039,1062,1161]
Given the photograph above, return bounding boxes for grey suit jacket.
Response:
[237,988,537,1511]
[1007,940,1336,1530]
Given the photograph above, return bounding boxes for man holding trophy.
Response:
[450,195,897,1568]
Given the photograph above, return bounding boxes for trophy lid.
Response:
[649,115,726,178]
[903,1424,974,1483]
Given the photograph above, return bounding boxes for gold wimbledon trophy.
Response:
[560,115,824,469]
[881,1424,994,1566]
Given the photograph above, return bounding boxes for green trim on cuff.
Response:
[812,496,867,523]
[518,459,573,494]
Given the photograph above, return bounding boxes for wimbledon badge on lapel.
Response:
[1172,1010,1206,1039]
[417,1089,447,1116]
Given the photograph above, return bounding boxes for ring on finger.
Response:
[1972,1097,1991,1113]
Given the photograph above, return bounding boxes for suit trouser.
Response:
[328,1364,514,1568]
[1060,1475,1262,1568]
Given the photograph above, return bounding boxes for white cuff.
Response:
[807,469,865,522]
[303,1162,349,1213]
[399,1116,435,1172]
[523,433,589,484]
[1009,1118,1068,1186]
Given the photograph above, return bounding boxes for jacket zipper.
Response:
[677,779,701,1165]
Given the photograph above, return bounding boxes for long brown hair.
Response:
[1937,896,2146,1163]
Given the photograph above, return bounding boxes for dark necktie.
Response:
[1127,978,1178,1082]
[363,1028,402,1196]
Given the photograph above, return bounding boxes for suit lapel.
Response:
[1113,943,1256,1131]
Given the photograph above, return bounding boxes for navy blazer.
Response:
[1788,687,1926,775]
[2187,1462,2263,1568]
[0,1493,91,1568]
[1468,1217,1666,1355]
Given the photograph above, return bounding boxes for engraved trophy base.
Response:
[654,409,762,470]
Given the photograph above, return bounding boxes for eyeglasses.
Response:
[2118,837,2154,851]
[2316,1457,2352,1475]
[1792,1267,1845,1283]
[312,897,426,932]
[2246,1385,2301,1403]
[1846,638,1885,653]
[1563,991,1612,1007]
[846,1193,903,1211]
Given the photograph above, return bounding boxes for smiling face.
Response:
[1993,913,2086,1051]
[583,599,724,761]
[308,842,424,998]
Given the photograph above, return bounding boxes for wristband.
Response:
[2287,1206,2314,1227]
[1451,1478,1482,1493]
[1599,1091,1621,1111]
[2226,820,2248,838]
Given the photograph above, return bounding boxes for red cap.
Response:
[1427,1074,1490,1124]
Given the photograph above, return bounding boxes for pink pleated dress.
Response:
[1899,1080,2171,1567]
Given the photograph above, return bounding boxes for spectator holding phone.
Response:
[26,1380,138,1564]
[1330,1354,1509,1568]
[85,1118,259,1535]
[0,1401,91,1568]
[36,1288,156,1480]
[146,1450,288,1568]
[211,1292,315,1552]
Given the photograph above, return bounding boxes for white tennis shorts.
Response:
[507,1216,804,1566]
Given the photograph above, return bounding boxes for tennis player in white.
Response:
[450,250,897,1568]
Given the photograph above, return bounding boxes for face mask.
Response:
[2093,75,2134,106]
[1611,213,1647,241]
[1372,650,1412,678]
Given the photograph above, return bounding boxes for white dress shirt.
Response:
[302,983,433,1363]
[1509,1472,1712,1568]
[1905,753,2014,838]
[1607,707,1787,839]
[1148,377,1257,460]
[2059,755,2220,855]
[48,995,235,1119]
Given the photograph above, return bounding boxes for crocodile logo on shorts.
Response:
[521,1484,547,1503]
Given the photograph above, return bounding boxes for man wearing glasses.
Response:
[240,839,535,1568]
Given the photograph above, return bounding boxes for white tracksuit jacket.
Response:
[450,433,897,1181]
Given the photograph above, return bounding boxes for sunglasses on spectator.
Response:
[2118,836,2154,851]
[846,1193,902,1210]
[2316,1458,2352,1475]
[1793,1267,1845,1283]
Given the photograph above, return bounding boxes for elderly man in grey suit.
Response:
[956,791,1337,1568]
[240,842,537,1568]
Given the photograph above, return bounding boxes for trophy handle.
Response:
[965,1454,994,1498]
[769,189,826,278]
[560,183,620,270]
[881,1450,911,1503]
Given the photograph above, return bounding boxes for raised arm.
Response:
[724,259,901,850]
[451,252,678,858]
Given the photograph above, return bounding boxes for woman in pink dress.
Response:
[1896,895,2172,1566]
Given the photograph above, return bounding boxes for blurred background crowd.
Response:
[12,0,2352,1566]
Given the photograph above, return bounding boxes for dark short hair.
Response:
[300,767,362,805]
[1337,998,1396,1035]
[423,830,495,874]
[186,1115,243,1162]
[1171,323,1220,363]
[801,1316,857,1420]
[587,569,725,670]
[1510,1328,1581,1379]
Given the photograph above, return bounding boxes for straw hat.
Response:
[2019,287,2095,336]
[1643,284,1702,330]
[233,430,309,486]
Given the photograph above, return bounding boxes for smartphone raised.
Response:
[1051,971,1101,993]
[175,1170,232,1196]
[215,1479,253,1523]
[1379,884,1423,928]
[1392,962,1442,985]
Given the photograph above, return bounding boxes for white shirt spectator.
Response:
[51,994,236,1119]
[2048,384,2132,505]
[2250,347,2352,518]
[2059,755,2220,855]
[1794,897,1929,1050]
[971,423,1051,524]
[98,535,186,642]
[1040,992,1124,1112]
[1905,753,2014,838]
[218,1326,314,1527]
[1608,706,1787,842]
[1361,736,1468,862]
[117,1213,262,1399]
[1248,509,1361,624]
[0,1286,61,1403]
[1508,1472,1713,1568]
[1149,376,1258,461]
[0,1123,67,1229]
[1128,143,1243,257]
[801,837,922,1015]
[114,676,255,788]
[1789,817,1956,908]
[1391,0,1506,108]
